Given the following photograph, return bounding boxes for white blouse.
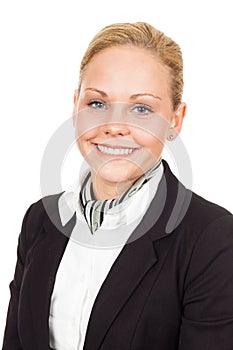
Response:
[49,164,163,350]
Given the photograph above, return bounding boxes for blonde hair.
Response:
[79,22,184,111]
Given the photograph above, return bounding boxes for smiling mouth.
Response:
[95,144,139,155]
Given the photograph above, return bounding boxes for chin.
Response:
[94,162,143,184]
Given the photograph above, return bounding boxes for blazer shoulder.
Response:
[161,160,232,235]
[22,192,63,246]
[26,192,63,223]
[183,189,232,233]
[190,190,231,216]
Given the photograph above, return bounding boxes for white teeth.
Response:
[97,144,136,155]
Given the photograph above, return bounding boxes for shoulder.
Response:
[160,160,233,256]
[162,160,232,234]
[21,192,63,246]
[184,189,232,233]
[171,188,233,269]
[25,192,62,224]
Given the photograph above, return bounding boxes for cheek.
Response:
[132,127,166,150]
[75,107,108,140]
[131,129,165,164]
[131,114,170,145]
[76,130,95,159]
[142,136,164,159]
[75,112,100,146]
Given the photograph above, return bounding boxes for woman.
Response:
[2,22,233,350]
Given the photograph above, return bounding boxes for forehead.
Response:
[83,45,168,76]
[80,46,171,98]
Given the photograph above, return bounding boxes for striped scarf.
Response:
[79,159,162,234]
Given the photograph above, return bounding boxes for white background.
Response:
[0,0,232,342]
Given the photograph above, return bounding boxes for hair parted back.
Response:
[79,22,184,111]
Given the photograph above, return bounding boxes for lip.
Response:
[93,143,140,156]
[95,143,139,149]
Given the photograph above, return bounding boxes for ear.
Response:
[168,102,186,140]
[72,89,79,126]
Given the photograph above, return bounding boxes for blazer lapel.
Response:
[83,232,158,350]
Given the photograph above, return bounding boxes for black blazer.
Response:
[2,161,233,350]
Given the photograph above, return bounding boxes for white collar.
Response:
[58,163,164,231]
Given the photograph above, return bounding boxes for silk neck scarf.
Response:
[79,159,162,234]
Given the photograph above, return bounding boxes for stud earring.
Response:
[167,134,175,141]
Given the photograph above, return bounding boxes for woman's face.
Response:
[73,45,185,192]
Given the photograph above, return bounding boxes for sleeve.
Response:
[2,205,33,350]
[179,214,233,350]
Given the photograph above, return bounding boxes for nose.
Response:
[101,104,130,136]
[102,122,130,136]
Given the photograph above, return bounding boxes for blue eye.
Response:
[133,104,153,114]
[87,100,106,109]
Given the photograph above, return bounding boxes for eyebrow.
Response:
[84,88,108,97]
[130,93,162,101]
[84,88,162,101]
